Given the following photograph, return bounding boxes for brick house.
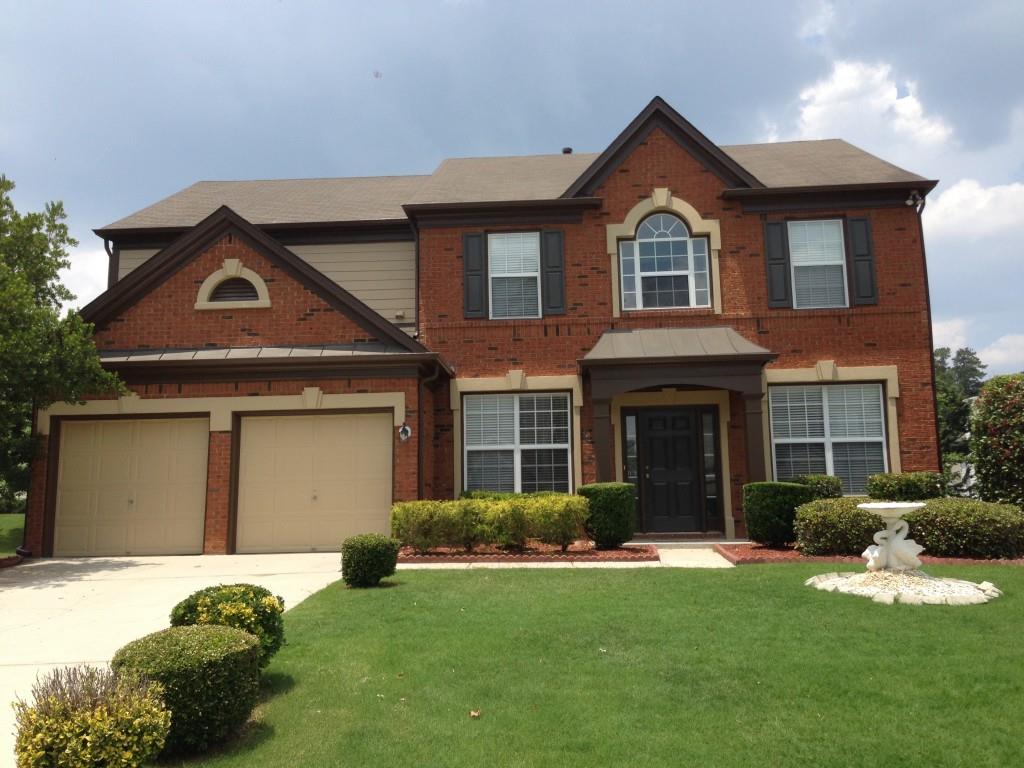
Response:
[23,97,940,556]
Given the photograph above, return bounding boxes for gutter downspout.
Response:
[914,192,943,472]
[416,361,444,500]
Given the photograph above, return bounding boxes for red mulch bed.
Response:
[398,540,659,564]
[715,543,1024,567]
[0,554,22,569]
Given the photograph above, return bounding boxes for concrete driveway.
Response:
[0,553,342,767]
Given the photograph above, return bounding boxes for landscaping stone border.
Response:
[398,544,660,564]
[0,555,22,569]
[715,543,1024,567]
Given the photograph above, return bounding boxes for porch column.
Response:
[593,399,614,482]
[743,393,768,482]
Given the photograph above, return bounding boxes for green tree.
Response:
[0,176,122,508]
[971,374,1024,507]
[951,347,987,397]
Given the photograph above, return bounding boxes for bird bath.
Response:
[858,502,925,571]
[804,500,1003,605]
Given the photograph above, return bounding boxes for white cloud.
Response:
[924,179,1024,241]
[791,61,953,151]
[60,247,108,310]
[798,1,836,41]
[980,334,1024,374]
[933,318,970,351]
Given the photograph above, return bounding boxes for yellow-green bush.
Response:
[391,494,589,551]
[14,665,169,768]
[170,583,284,667]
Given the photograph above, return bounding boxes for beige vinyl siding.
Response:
[289,242,415,326]
[117,248,161,280]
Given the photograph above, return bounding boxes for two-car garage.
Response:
[50,412,393,557]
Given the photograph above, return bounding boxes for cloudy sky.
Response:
[2,1,1022,372]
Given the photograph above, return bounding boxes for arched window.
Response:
[194,258,271,310]
[618,213,710,309]
[210,277,259,302]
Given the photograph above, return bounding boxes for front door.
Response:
[637,408,702,533]
[623,406,724,534]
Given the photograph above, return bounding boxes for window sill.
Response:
[195,299,272,310]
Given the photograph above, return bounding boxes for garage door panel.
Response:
[54,418,209,557]
[237,412,392,554]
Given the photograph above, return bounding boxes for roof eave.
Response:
[579,352,778,367]
[722,179,940,199]
[402,197,602,216]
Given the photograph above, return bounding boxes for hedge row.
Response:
[795,496,1024,559]
[866,472,945,501]
[392,494,588,552]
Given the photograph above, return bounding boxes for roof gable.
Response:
[81,206,427,353]
[563,96,764,197]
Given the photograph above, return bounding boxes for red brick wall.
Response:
[418,126,939,505]
[94,234,380,350]
[24,376,418,556]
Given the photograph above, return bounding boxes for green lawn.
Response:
[0,513,24,556]
[177,565,1024,768]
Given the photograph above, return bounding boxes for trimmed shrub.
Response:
[972,374,1024,507]
[170,584,285,668]
[867,472,945,501]
[392,494,590,552]
[794,474,843,499]
[341,533,401,587]
[477,498,530,550]
[528,494,589,551]
[794,497,878,555]
[14,665,170,768]
[743,482,815,547]
[904,498,1024,559]
[111,625,259,756]
[578,483,635,549]
[795,496,1024,559]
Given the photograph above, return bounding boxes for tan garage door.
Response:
[54,418,209,556]
[236,412,393,554]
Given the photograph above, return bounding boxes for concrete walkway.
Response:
[0,545,731,766]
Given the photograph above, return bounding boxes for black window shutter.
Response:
[540,230,566,316]
[463,233,487,318]
[847,217,878,305]
[764,221,791,308]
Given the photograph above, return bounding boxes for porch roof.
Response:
[581,327,775,366]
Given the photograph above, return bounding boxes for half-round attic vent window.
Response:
[210,277,259,302]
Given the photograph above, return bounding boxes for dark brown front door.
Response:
[638,408,702,533]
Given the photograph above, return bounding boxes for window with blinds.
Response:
[463,392,571,493]
[769,383,886,494]
[488,232,541,319]
[787,220,848,309]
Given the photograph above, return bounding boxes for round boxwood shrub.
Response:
[794,474,843,499]
[794,497,878,555]
[795,496,1024,559]
[170,583,285,668]
[743,481,815,547]
[904,498,1024,559]
[14,665,170,768]
[972,374,1024,508]
[867,471,945,501]
[111,625,260,756]
[578,483,635,549]
[342,533,401,587]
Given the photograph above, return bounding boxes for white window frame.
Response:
[462,392,573,493]
[769,383,888,494]
[787,219,850,310]
[487,232,542,320]
[619,215,710,311]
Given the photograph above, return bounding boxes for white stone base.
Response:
[805,570,1003,606]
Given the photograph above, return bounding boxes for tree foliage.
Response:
[0,176,122,503]
[971,374,1024,508]
[934,346,987,455]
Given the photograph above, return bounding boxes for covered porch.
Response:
[581,327,776,539]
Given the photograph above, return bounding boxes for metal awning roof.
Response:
[581,327,775,365]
